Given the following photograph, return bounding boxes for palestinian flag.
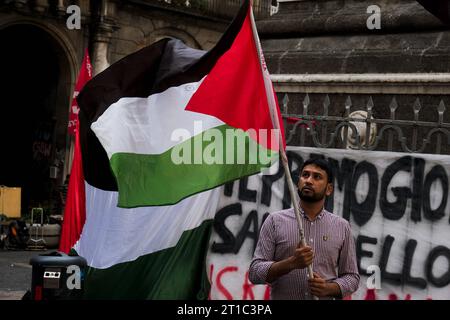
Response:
[65,0,285,299]
[417,0,450,25]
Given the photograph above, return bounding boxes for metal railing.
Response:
[134,0,276,19]
[275,75,450,155]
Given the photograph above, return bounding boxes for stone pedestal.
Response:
[259,0,450,74]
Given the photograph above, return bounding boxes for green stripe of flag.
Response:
[110,124,278,207]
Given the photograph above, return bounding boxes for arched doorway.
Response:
[0,24,74,218]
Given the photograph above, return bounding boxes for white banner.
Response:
[207,147,450,300]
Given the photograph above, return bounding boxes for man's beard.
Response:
[298,187,327,203]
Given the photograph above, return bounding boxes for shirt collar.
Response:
[299,205,326,221]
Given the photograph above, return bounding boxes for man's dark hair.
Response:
[300,158,333,183]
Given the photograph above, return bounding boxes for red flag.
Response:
[59,120,86,253]
[68,49,92,135]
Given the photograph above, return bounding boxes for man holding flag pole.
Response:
[248,0,359,299]
[249,157,360,300]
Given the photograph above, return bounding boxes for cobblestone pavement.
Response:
[0,249,53,300]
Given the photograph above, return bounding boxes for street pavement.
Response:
[0,249,53,300]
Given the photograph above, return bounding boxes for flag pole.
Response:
[249,2,317,299]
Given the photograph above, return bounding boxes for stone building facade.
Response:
[1,0,449,214]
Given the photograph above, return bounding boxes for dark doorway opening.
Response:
[0,24,62,217]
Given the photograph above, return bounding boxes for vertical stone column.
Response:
[92,0,118,76]
[56,0,65,17]
[92,41,110,75]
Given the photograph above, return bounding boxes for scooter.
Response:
[1,219,30,250]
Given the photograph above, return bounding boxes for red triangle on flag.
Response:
[185,5,284,151]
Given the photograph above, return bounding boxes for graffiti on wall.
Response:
[206,147,450,300]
